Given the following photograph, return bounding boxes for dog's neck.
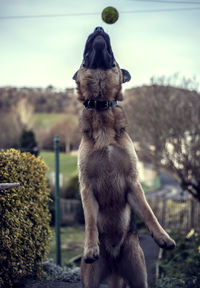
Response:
[80,106,127,149]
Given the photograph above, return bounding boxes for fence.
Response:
[146,194,200,232]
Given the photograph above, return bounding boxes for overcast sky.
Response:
[0,0,200,90]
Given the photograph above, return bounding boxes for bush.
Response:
[20,130,39,157]
[63,173,80,199]
[48,193,55,227]
[156,230,200,288]
[0,149,52,287]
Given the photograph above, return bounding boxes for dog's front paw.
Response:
[84,245,99,264]
[152,232,176,250]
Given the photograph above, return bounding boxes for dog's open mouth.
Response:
[83,27,115,70]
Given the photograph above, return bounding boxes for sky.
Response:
[0,0,200,90]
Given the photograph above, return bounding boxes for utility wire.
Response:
[0,12,99,20]
[129,0,200,4]
[121,7,200,13]
[0,7,200,20]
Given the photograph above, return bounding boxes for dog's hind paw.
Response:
[84,245,100,264]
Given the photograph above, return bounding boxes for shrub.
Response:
[20,130,39,157]
[63,173,80,199]
[156,230,200,288]
[20,130,37,149]
[0,149,52,287]
[48,193,55,227]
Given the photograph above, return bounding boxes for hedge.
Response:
[0,149,52,287]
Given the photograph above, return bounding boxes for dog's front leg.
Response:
[127,181,176,249]
[81,186,100,263]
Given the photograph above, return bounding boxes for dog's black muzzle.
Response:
[83,27,115,70]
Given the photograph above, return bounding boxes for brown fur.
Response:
[75,62,175,288]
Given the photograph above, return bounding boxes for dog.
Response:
[73,27,175,288]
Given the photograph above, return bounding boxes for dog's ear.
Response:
[121,69,131,83]
[73,71,78,80]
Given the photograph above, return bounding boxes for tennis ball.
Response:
[102,7,119,24]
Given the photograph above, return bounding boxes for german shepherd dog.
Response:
[73,27,175,288]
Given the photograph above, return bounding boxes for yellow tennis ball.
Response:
[102,7,119,24]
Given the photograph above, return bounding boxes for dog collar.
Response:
[83,100,118,111]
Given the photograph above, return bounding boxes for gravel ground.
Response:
[15,234,159,288]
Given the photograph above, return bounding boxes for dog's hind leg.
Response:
[118,233,148,288]
[81,256,107,288]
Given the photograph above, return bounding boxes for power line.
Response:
[129,0,200,4]
[121,7,200,13]
[0,12,99,20]
[0,7,199,20]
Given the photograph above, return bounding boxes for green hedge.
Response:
[0,149,52,287]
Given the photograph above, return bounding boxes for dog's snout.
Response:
[94,27,104,33]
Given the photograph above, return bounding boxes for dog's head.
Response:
[73,27,131,102]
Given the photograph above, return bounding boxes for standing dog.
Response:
[73,27,175,288]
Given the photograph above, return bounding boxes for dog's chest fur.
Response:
[86,145,131,207]
[87,145,132,256]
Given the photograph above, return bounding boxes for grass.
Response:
[33,113,78,129]
[48,226,85,266]
[33,113,65,129]
[40,151,77,183]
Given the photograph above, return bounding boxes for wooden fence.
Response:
[146,195,200,232]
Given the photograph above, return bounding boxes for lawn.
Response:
[33,113,78,129]
[40,151,78,183]
[48,226,85,266]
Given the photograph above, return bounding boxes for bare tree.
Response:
[36,115,80,153]
[15,98,34,129]
[0,113,23,148]
[51,118,80,153]
[124,79,200,201]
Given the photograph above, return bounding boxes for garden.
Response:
[156,230,200,288]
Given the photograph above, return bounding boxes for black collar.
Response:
[83,100,118,111]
